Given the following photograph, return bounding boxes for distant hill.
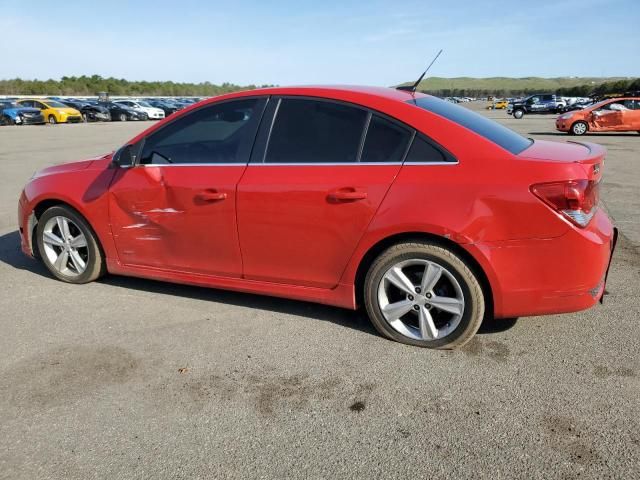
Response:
[398,77,633,96]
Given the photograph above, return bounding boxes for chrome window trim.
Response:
[250,162,403,166]
[136,161,458,167]
[403,161,459,166]
[137,163,247,167]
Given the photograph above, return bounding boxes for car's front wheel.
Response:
[513,109,524,119]
[364,242,485,349]
[36,205,105,284]
[48,115,57,124]
[570,121,588,135]
[119,113,127,122]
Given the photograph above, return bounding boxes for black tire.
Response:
[82,113,88,122]
[36,205,105,284]
[1,115,13,126]
[48,115,57,124]
[364,242,485,349]
[570,121,588,136]
[119,113,127,122]
[513,109,524,119]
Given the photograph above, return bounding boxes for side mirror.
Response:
[112,144,136,168]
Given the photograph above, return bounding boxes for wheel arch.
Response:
[353,231,495,319]
[31,198,106,261]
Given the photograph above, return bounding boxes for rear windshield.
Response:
[409,96,533,154]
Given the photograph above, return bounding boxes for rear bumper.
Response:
[475,209,615,318]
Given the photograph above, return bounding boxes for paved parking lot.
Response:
[0,107,638,479]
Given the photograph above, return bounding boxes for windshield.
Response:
[0,101,19,108]
[45,100,68,108]
[409,96,533,155]
[137,101,152,107]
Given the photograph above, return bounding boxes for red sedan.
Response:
[18,86,616,348]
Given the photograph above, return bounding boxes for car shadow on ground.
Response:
[0,230,516,338]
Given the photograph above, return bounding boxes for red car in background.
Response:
[556,97,640,135]
[18,86,616,349]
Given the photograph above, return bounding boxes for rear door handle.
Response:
[327,188,368,202]
[195,190,227,202]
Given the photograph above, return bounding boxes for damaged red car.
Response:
[18,86,616,348]
[556,97,640,135]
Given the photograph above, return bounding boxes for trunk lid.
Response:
[518,140,605,181]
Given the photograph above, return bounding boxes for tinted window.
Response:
[140,98,266,165]
[265,98,368,164]
[410,96,533,154]
[361,115,411,163]
[404,135,452,163]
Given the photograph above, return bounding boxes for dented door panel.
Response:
[109,165,245,277]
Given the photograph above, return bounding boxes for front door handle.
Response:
[195,190,227,202]
[327,188,368,202]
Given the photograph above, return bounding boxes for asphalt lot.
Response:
[0,105,638,479]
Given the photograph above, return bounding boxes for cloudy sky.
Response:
[1,0,638,85]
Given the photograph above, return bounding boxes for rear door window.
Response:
[264,98,368,164]
[404,135,454,164]
[360,115,412,163]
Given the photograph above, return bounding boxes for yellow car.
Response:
[16,99,82,124]
[486,100,509,110]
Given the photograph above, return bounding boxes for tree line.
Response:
[419,78,640,98]
[0,75,272,96]
[1,75,638,98]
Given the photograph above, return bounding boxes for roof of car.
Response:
[230,85,426,102]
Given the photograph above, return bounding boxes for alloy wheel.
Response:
[572,122,587,135]
[377,259,465,341]
[41,216,89,277]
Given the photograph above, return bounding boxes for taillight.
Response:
[531,179,599,227]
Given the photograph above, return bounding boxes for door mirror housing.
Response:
[112,144,137,168]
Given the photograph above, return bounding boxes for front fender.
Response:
[21,163,118,262]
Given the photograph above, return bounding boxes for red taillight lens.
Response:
[531,179,599,227]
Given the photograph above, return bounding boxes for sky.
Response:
[1,0,638,86]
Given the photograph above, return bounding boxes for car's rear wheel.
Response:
[364,242,485,349]
[36,205,105,284]
[48,115,57,124]
[1,115,13,126]
[571,121,588,135]
[513,109,524,119]
[119,113,127,122]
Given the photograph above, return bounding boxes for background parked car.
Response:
[0,99,45,125]
[17,98,82,124]
[507,94,565,118]
[59,99,111,122]
[556,97,640,135]
[144,99,180,117]
[486,99,509,110]
[113,99,165,120]
[93,101,148,121]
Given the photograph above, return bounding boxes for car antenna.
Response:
[396,49,443,93]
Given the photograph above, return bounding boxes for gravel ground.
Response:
[0,105,638,479]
